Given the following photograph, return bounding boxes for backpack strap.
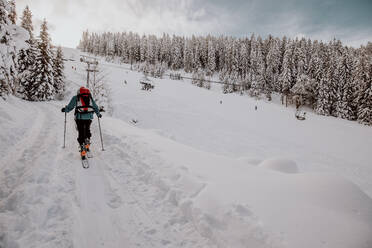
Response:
[75,94,95,115]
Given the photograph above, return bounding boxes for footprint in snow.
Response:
[145,228,157,235]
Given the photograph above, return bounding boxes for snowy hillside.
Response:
[0,47,372,248]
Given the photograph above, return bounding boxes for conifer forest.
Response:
[79,31,372,125]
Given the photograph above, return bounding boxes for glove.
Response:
[98,113,102,118]
[61,107,65,112]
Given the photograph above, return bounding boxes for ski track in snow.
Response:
[72,131,218,248]
[0,101,75,248]
[99,137,213,248]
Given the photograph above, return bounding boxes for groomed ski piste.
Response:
[1,47,372,248]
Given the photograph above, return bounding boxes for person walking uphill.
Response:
[61,87,102,160]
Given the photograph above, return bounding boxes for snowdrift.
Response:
[258,159,299,173]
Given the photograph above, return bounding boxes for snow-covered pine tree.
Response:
[231,39,240,79]
[172,36,183,70]
[140,35,147,63]
[118,32,127,61]
[230,71,240,93]
[278,41,294,104]
[20,6,33,37]
[101,32,109,57]
[292,38,307,82]
[261,35,273,99]
[316,78,332,115]
[146,35,153,64]
[159,33,171,67]
[301,39,310,73]
[200,36,208,69]
[291,38,316,105]
[239,40,249,89]
[207,38,216,75]
[0,0,18,98]
[8,0,16,24]
[307,41,322,91]
[335,48,356,120]
[112,32,121,58]
[216,37,226,73]
[28,19,54,101]
[183,38,193,73]
[257,37,266,95]
[78,30,89,52]
[278,36,287,75]
[192,69,208,89]
[291,74,315,108]
[223,37,233,75]
[133,33,141,63]
[53,46,65,99]
[92,33,100,55]
[147,35,157,65]
[234,39,243,78]
[355,49,372,125]
[249,35,265,97]
[221,75,229,94]
[328,39,343,116]
[127,32,136,67]
[120,32,127,62]
[18,44,37,100]
[266,37,281,94]
[106,35,115,60]
[366,42,372,55]
[93,33,101,55]
[17,5,38,100]
[316,42,335,116]
[193,37,202,72]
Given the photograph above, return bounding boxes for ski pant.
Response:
[75,119,92,145]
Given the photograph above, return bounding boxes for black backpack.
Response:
[75,93,94,114]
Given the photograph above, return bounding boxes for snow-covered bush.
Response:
[192,70,210,90]
[90,66,113,115]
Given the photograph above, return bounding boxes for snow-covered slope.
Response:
[0,47,371,248]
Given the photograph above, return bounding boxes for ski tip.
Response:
[82,160,89,169]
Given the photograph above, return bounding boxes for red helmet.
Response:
[77,87,90,95]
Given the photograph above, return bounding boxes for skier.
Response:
[61,87,102,160]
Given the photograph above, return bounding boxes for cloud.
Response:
[14,0,372,48]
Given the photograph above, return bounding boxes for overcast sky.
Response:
[16,0,372,48]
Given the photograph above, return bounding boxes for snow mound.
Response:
[192,170,372,248]
[259,158,299,173]
[237,157,262,165]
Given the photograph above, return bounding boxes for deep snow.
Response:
[0,47,371,248]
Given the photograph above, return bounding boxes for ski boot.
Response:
[85,138,91,152]
[85,138,93,158]
[80,144,87,160]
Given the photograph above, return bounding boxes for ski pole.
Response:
[63,109,67,148]
[98,117,105,151]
